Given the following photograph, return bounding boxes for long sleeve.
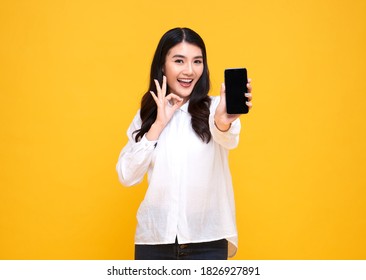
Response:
[116,111,157,187]
[121,100,240,257]
[209,96,241,150]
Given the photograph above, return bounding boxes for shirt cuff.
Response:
[140,134,158,150]
[210,114,240,135]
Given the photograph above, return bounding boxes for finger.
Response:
[246,101,253,109]
[219,83,227,106]
[246,83,252,93]
[245,93,252,101]
[218,83,227,111]
[150,91,159,103]
[154,79,162,99]
[220,82,225,97]
[172,99,183,109]
[162,75,167,97]
[246,78,252,93]
[166,93,183,101]
[166,93,183,109]
[166,93,183,106]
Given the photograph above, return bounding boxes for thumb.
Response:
[219,83,226,107]
[220,82,225,97]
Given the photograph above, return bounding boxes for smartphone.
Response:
[225,68,249,114]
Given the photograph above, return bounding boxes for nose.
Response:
[183,63,194,76]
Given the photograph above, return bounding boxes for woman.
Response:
[116,27,252,260]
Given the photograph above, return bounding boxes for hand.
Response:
[214,78,253,131]
[149,75,184,128]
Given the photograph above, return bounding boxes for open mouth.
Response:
[177,79,193,88]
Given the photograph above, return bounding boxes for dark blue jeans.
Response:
[135,238,228,260]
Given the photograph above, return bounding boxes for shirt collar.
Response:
[179,100,189,113]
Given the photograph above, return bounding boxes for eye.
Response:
[174,59,184,64]
[194,60,203,64]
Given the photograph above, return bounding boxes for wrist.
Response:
[146,121,165,141]
[152,120,166,130]
[214,119,231,132]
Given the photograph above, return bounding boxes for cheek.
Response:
[165,72,177,90]
[164,63,178,79]
[165,71,177,87]
[196,66,204,79]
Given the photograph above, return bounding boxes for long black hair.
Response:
[134,27,211,143]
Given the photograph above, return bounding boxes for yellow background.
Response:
[1,0,365,259]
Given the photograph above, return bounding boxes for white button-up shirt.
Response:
[116,96,241,257]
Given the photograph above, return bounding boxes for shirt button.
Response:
[179,244,188,249]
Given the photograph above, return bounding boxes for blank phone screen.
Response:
[225,68,248,114]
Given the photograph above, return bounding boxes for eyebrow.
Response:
[172,54,203,59]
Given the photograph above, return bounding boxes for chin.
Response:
[178,91,192,100]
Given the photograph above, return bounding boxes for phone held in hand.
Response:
[224,68,249,114]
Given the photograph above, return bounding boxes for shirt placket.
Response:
[174,109,187,242]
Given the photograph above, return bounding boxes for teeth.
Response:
[178,79,193,83]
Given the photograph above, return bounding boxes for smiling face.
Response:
[163,42,204,103]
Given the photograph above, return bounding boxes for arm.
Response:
[209,97,241,150]
[116,76,183,186]
[211,79,253,149]
[116,112,157,186]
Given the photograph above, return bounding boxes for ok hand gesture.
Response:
[146,76,184,140]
